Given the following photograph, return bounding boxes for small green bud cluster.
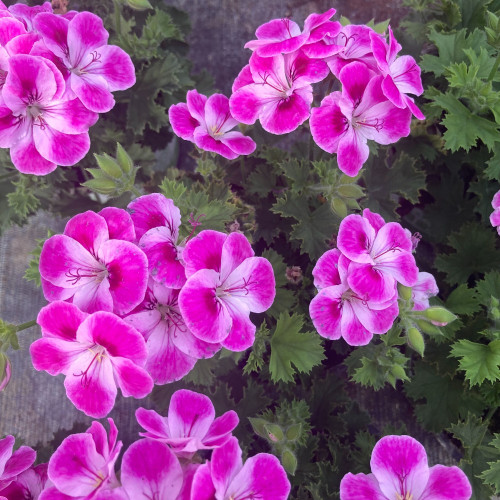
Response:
[486,11,500,49]
[330,174,365,219]
[83,143,140,198]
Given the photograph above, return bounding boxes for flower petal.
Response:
[37,301,88,340]
[63,211,109,256]
[10,127,57,175]
[169,102,198,142]
[67,12,108,67]
[337,214,376,264]
[30,338,84,375]
[99,207,136,242]
[340,472,386,499]
[202,411,239,448]
[182,230,226,277]
[309,286,344,340]
[220,232,254,282]
[419,464,472,500]
[312,248,342,290]
[220,298,256,351]
[211,437,243,496]
[111,356,153,398]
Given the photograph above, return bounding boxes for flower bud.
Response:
[281,448,297,475]
[337,184,364,199]
[285,423,302,441]
[125,0,153,10]
[116,143,134,173]
[390,364,408,381]
[0,353,11,391]
[398,283,412,301]
[248,417,268,439]
[94,153,122,179]
[407,327,425,357]
[415,319,443,336]
[422,306,457,326]
[331,198,347,218]
[264,424,284,443]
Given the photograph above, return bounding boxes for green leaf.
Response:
[243,322,270,375]
[247,164,277,197]
[159,177,187,202]
[24,230,55,287]
[484,142,500,181]
[272,194,336,259]
[480,434,500,493]
[421,28,487,76]
[278,158,310,194]
[434,223,500,285]
[450,339,500,385]
[445,284,481,316]
[476,271,500,304]
[269,313,325,383]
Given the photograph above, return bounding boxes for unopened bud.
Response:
[248,417,267,439]
[398,283,412,301]
[94,153,122,179]
[116,143,134,173]
[285,423,302,441]
[286,266,302,285]
[390,364,408,381]
[423,306,457,326]
[125,0,153,10]
[227,220,240,233]
[0,353,11,391]
[331,198,347,218]
[281,448,297,475]
[407,327,425,357]
[264,424,284,442]
[337,184,364,199]
[415,319,443,336]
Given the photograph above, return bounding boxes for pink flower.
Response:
[119,439,183,500]
[8,2,52,31]
[169,90,256,160]
[39,210,148,315]
[229,50,329,135]
[412,272,439,311]
[337,210,418,302]
[340,434,472,500]
[0,463,48,500]
[490,190,500,235]
[370,26,425,119]
[244,9,339,58]
[190,436,291,500]
[136,389,239,460]
[179,230,276,351]
[128,193,187,288]
[33,11,136,112]
[309,249,399,345]
[30,301,154,418]
[325,24,379,76]
[310,61,412,177]
[0,435,36,491]
[0,54,98,175]
[124,280,220,384]
[40,419,123,499]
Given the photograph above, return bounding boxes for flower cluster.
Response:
[0,1,135,175]
[340,434,472,500]
[10,390,289,500]
[34,193,276,417]
[169,9,424,176]
[309,209,441,345]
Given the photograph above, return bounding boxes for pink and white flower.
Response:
[412,272,439,311]
[124,280,220,384]
[340,434,472,500]
[40,419,123,499]
[370,26,425,119]
[179,230,276,351]
[0,435,36,492]
[310,61,411,177]
[309,249,399,345]
[0,54,98,175]
[8,2,52,32]
[0,463,48,500]
[30,301,154,418]
[230,50,329,135]
[337,211,418,302]
[244,9,340,58]
[490,190,500,235]
[169,90,256,160]
[39,210,148,315]
[119,439,183,500]
[128,193,187,289]
[136,389,238,459]
[33,11,135,113]
[190,436,291,500]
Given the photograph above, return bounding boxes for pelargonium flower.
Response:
[244,9,339,58]
[0,54,98,175]
[324,24,378,76]
[119,439,183,500]
[412,272,439,311]
[125,280,220,384]
[0,463,48,500]
[33,11,135,113]
[190,436,291,500]
[490,190,500,235]
[370,26,425,119]
[340,434,472,500]
[309,247,399,345]
[310,61,411,177]
[39,210,148,315]
[230,49,329,135]
[0,435,36,491]
[128,193,186,288]
[337,210,418,302]
[30,301,154,418]
[8,2,51,31]
[179,230,276,351]
[40,419,123,499]
[136,389,238,459]
[169,90,256,160]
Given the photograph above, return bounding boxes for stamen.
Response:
[186,213,206,242]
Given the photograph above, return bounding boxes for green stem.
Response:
[16,320,36,332]
[488,52,500,81]
[112,0,122,36]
